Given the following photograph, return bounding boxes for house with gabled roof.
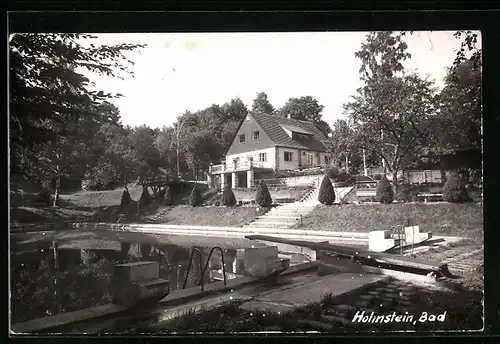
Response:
[208,112,331,189]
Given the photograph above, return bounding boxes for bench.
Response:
[356,190,376,197]
[417,193,443,202]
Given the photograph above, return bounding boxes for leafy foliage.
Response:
[10,33,145,180]
[189,185,203,207]
[396,184,419,203]
[326,167,353,184]
[355,31,411,81]
[255,180,272,207]
[376,175,394,204]
[325,119,362,172]
[276,96,331,137]
[443,172,471,203]
[452,31,481,71]
[10,256,113,323]
[155,98,248,179]
[431,59,481,153]
[318,176,336,205]
[221,185,237,206]
[251,92,275,115]
[344,31,438,194]
[164,186,174,206]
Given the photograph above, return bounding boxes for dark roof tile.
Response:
[251,112,327,151]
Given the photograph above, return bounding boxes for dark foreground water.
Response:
[10,237,239,324]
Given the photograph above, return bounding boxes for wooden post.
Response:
[52,241,62,313]
[176,264,181,290]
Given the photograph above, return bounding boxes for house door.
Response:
[305,153,314,166]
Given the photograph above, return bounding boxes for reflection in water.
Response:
[10,239,229,323]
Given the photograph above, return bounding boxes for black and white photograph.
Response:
[9,29,483,334]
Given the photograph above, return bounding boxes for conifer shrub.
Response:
[255,180,272,207]
[318,175,336,205]
[139,187,153,207]
[120,189,132,206]
[376,175,394,204]
[37,187,52,206]
[221,185,237,206]
[156,188,166,201]
[189,185,203,207]
[443,171,471,203]
[164,186,174,206]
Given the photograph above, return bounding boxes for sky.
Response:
[81,31,481,129]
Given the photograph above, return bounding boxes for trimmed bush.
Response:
[36,188,52,206]
[156,188,166,201]
[120,189,132,206]
[376,175,394,204]
[164,186,174,206]
[255,180,272,207]
[221,186,237,206]
[443,171,471,203]
[318,175,336,205]
[139,187,153,207]
[189,185,203,207]
[396,184,419,203]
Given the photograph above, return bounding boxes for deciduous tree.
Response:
[344,31,438,195]
[10,33,145,200]
[251,92,275,115]
[276,96,331,137]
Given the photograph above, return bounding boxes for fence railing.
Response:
[211,161,270,173]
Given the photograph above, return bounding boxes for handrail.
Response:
[388,224,404,255]
[182,247,203,290]
[404,218,415,256]
[199,246,227,291]
[388,218,414,255]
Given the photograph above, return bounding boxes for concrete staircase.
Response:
[244,202,319,229]
[242,183,354,230]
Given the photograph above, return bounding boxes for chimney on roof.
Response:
[287,113,291,119]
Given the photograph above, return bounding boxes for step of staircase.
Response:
[269,208,315,213]
[256,216,302,223]
[245,221,294,228]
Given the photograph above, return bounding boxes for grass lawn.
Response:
[10,182,267,227]
[297,203,483,243]
[143,205,268,227]
[10,203,267,228]
[59,186,144,208]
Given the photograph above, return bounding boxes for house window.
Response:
[284,152,293,162]
[252,131,260,140]
[325,156,329,164]
[239,134,245,143]
[259,153,267,161]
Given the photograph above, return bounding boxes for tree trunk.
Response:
[53,165,61,207]
[176,143,180,178]
[392,171,398,198]
[123,172,129,193]
[440,166,446,184]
